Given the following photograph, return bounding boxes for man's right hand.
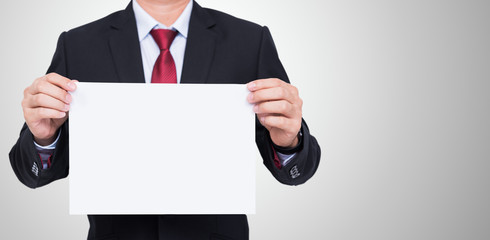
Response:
[22,73,77,146]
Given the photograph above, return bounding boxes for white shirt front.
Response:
[133,0,193,83]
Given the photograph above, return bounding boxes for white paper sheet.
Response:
[69,83,256,215]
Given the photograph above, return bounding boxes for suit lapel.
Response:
[181,2,217,84]
[108,3,145,83]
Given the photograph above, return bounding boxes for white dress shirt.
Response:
[133,0,192,83]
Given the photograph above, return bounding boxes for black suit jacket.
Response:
[10,2,320,240]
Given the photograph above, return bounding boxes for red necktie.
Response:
[150,29,178,83]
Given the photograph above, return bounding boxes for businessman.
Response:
[10,0,321,239]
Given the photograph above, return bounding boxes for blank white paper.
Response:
[69,82,256,215]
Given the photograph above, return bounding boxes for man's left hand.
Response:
[247,78,303,148]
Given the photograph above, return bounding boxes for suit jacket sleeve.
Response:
[9,33,70,188]
[255,27,321,185]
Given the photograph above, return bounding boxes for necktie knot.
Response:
[150,29,178,51]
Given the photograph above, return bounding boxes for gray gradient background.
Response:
[1,0,489,239]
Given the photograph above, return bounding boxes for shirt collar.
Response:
[133,0,193,41]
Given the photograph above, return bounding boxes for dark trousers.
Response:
[87,215,249,240]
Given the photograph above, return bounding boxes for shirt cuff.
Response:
[271,128,304,154]
[270,128,304,167]
[33,130,61,150]
[276,152,296,166]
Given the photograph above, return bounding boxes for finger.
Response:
[45,73,77,92]
[247,78,285,92]
[254,100,296,118]
[25,107,66,121]
[259,115,299,133]
[27,93,70,112]
[248,86,296,104]
[256,113,272,131]
[29,80,74,104]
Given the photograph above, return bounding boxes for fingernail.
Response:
[64,104,70,111]
[60,112,66,118]
[67,82,75,90]
[247,93,253,102]
[253,105,259,113]
[66,94,72,103]
[247,82,256,90]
